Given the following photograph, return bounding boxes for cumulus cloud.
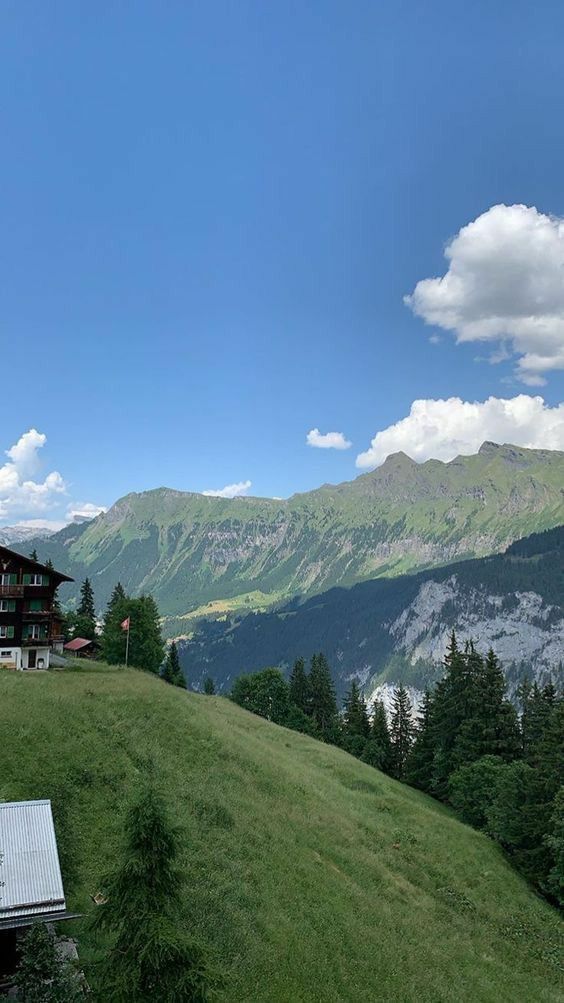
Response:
[405,204,564,384]
[0,429,67,518]
[355,395,564,468]
[306,428,352,450]
[66,502,107,522]
[203,480,252,499]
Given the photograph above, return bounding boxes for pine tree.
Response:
[203,676,216,695]
[164,641,186,688]
[430,633,480,797]
[289,657,309,714]
[342,680,370,756]
[29,547,38,561]
[389,684,414,780]
[361,699,392,770]
[14,922,85,1000]
[74,577,97,640]
[93,786,210,1001]
[162,641,181,684]
[406,689,435,790]
[308,653,338,741]
[107,581,127,614]
[476,649,520,760]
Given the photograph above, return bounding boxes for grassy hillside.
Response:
[0,664,562,1001]
[26,441,564,619]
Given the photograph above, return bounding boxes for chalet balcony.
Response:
[22,634,63,646]
[0,585,24,597]
[22,609,51,618]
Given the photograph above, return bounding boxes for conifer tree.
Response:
[14,922,85,1001]
[166,641,186,688]
[74,577,97,640]
[371,699,391,753]
[107,581,127,613]
[289,657,309,714]
[406,689,435,790]
[389,683,415,780]
[308,653,338,741]
[203,676,216,695]
[362,699,392,770]
[342,680,370,755]
[93,786,209,1001]
[430,633,480,797]
[476,649,520,760]
[29,547,38,561]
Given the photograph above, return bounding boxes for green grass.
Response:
[0,663,562,1001]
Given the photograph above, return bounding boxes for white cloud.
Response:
[0,429,106,529]
[356,395,564,468]
[306,428,352,450]
[66,502,107,522]
[405,204,564,383]
[203,480,252,499]
[0,429,67,518]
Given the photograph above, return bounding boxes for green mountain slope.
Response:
[0,664,562,1001]
[183,525,564,700]
[29,441,564,617]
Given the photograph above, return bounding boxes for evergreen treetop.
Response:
[289,657,309,714]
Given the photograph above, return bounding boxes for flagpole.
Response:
[125,619,130,667]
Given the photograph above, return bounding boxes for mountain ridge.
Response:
[179,525,564,702]
[17,441,564,618]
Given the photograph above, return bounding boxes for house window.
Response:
[29,624,40,640]
[0,626,14,639]
[29,574,43,586]
[0,599,15,613]
[0,573,16,586]
[0,650,12,657]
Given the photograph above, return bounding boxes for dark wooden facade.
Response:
[0,546,73,669]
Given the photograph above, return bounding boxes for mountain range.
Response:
[180,525,564,704]
[19,441,564,629]
[0,524,55,546]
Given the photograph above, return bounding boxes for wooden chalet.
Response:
[0,546,73,670]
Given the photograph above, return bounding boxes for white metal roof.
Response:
[0,800,66,927]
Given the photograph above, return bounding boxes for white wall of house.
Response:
[0,647,51,670]
[0,647,21,669]
[21,647,50,670]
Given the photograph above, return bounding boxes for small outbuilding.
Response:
[0,800,78,983]
[63,637,97,657]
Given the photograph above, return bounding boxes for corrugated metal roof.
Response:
[64,637,93,651]
[0,800,66,925]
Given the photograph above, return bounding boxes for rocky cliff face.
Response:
[365,576,564,712]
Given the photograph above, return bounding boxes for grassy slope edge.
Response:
[0,664,562,1002]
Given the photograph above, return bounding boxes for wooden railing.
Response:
[0,584,23,596]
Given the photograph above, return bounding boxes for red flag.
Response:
[121,617,130,631]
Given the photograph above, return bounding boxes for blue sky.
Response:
[1,1,564,526]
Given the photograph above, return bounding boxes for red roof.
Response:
[64,638,94,651]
